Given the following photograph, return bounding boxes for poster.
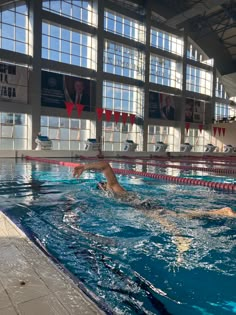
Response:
[149,91,175,120]
[159,93,175,120]
[0,62,28,103]
[185,98,204,122]
[41,70,95,112]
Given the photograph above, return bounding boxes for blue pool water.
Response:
[1,159,236,315]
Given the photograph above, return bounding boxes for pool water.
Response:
[1,159,236,315]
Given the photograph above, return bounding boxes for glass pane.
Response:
[71,130,79,140]
[49,117,59,127]
[41,116,48,126]
[14,138,27,150]
[60,118,69,128]
[14,125,27,138]
[2,125,13,137]
[15,114,25,125]
[49,128,59,139]
[0,138,14,149]
[71,119,80,129]
[60,128,69,140]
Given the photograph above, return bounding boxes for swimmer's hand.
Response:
[73,165,85,178]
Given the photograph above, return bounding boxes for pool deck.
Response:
[0,212,105,315]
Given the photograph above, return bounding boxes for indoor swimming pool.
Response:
[1,159,236,315]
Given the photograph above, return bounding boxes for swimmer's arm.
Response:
[73,162,125,192]
[158,216,191,255]
[144,212,191,263]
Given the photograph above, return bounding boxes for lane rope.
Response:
[78,156,236,175]
[24,156,236,192]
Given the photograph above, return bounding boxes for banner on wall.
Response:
[0,62,28,103]
[148,91,175,120]
[41,70,95,112]
[185,98,204,123]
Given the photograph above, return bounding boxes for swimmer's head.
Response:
[96,182,108,192]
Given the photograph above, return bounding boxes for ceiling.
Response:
[151,0,236,96]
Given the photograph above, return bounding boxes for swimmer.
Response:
[73,162,236,264]
[73,161,235,217]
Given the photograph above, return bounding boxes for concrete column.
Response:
[143,0,152,152]
[95,0,104,147]
[209,65,217,124]
[180,31,188,144]
[28,0,42,149]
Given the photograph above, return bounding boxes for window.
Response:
[103,81,144,118]
[0,112,28,149]
[104,9,145,43]
[214,102,233,120]
[150,27,183,56]
[215,77,228,99]
[147,125,179,152]
[42,0,97,27]
[40,116,96,150]
[104,40,145,80]
[184,128,210,152]
[0,1,29,54]
[102,122,143,151]
[42,22,96,70]
[186,65,213,96]
[150,54,182,89]
[187,43,214,66]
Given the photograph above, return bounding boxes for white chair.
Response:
[155,141,168,152]
[35,136,52,150]
[84,139,100,151]
[205,144,217,153]
[123,140,138,152]
[224,145,236,153]
[180,143,193,152]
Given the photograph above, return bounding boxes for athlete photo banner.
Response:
[41,70,95,112]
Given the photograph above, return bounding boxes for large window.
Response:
[214,102,236,120]
[0,112,28,149]
[42,0,97,26]
[104,40,145,80]
[104,9,145,43]
[147,125,179,152]
[42,22,96,70]
[186,65,213,96]
[184,128,210,152]
[102,122,143,151]
[215,77,228,99]
[40,116,96,150]
[103,81,144,118]
[0,1,29,55]
[150,54,182,89]
[187,42,214,66]
[150,27,183,56]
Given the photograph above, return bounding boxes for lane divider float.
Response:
[79,156,236,175]
[24,156,236,192]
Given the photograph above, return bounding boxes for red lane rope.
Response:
[120,155,236,164]
[78,155,236,167]
[24,156,236,192]
[79,157,236,175]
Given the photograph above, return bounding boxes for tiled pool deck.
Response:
[0,212,105,315]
